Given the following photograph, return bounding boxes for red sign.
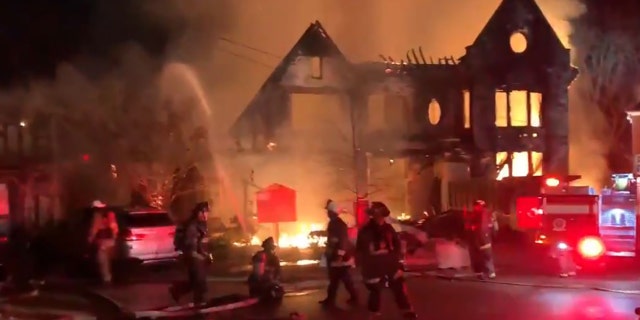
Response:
[0,184,8,216]
[354,198,369,227]
[256,184,296,223]
[516,196,542,229]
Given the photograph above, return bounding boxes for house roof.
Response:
[460,0,566,63]
[229,21,351,138]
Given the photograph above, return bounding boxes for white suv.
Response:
[121,209,179,263]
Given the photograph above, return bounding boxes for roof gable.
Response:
[462,0,567,66]
[264,20,349,86]
[230,21,350,138]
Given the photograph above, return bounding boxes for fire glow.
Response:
[233,223,327,249]
[494,90,543,180]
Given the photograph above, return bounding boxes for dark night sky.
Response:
[0,0,173,86]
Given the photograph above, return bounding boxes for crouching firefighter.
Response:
[248,237,284,302]
[356,201,417,319]
[169,201,212,306]
[465,200,497,280]
[319,199,358,307]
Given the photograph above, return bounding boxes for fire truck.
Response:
[516,176,607,265]
[515,173,638,265]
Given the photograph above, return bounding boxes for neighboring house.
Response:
[228,0,576,219]
[0,116,57,227]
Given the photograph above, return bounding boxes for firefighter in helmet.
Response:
[465,200,496,279]
[545,218,578,278]
[355,201,417,319]
[169,201,211,306]
[87,200,118,284]
[248,237,284,301]
[319,199,358,307]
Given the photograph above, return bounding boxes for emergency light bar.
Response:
[540,175,582,194]
[545,178,560,187]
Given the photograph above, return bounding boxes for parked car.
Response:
[118,208,179,263]
[51,206,178,280]
[418,210,466,240]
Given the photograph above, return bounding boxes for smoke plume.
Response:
[3,0,590,227]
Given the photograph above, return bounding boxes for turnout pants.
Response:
[363,273,412,313]
[468,237,496,275]
[171,254,208,304]
[326,266,358,302]
[552,247,577,275]
[95,239,115,283]
[248,275,283,301]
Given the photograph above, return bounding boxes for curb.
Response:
[1,284,135,319]
[1,304,97,320]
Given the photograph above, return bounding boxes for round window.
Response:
[509,31,528,53]
[427,99,441,125]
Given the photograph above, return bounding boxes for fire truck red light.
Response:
[82,154,90,162]
[577,236,605,259]
[557,242,568,250]
[545,177,560,187]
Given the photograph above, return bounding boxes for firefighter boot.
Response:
[558,252,577,278]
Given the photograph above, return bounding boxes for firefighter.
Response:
[465,200,496,279]
[319,199,358,307]
[553,241,578,278]
[87,200,119,284]
[356,201,417,319]
[248,237,284,302]
[546,223,578,278]
[169,201,211,306]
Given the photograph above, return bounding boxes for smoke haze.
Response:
[2,0,593,228]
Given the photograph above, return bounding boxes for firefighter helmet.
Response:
[194,201,210,213]
[367,201,391,217]
[91,200,106,208]
[262,237,276,250]
[325,199,338,213]
[473,200,486,207]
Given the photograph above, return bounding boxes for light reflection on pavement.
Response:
[4,279,638,319]
[93,276,640,319]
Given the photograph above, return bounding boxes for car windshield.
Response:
[125,212,173,228]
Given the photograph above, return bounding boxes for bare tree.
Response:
[570,0,640,172]
[20,59,212,212]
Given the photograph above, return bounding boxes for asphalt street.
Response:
[98,276,640,319]
[6,244,640,319]
[238,279,640,320]
[5,264,640,319]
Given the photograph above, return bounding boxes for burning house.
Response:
[227,0,577,243]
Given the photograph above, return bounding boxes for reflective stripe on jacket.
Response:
[325,216,354,267]
[355,220,403,278]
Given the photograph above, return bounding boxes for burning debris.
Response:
[232,223,327,249]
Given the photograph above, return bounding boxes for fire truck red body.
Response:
[516,177,607,262]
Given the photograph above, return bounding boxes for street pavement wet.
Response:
[91,276,640,319]
[93,243,640,319]
[242,279,640,320]
[5,243,640,319]
[5,275,640,319]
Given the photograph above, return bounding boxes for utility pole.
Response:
[50,116,62,221]
[349,90,370,227]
